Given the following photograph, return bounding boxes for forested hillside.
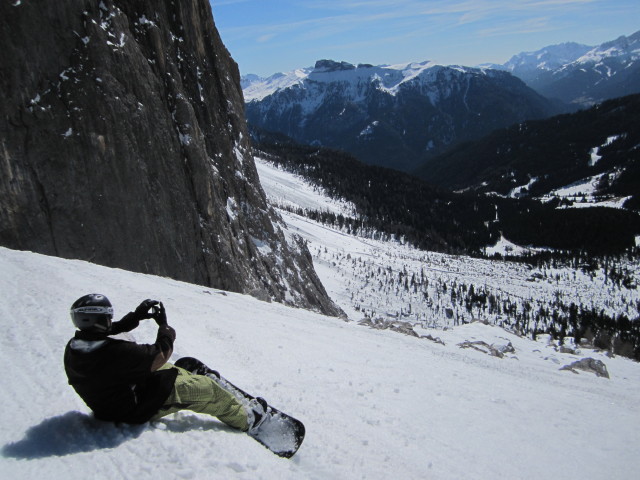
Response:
[254,138,640,257]
[416,94,640,211]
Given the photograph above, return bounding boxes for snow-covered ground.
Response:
[255,159,355,216]
[543,167,631,210]
[257,158,640,327]
[2,160,640,480]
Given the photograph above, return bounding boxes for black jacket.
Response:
[64,315,178,424]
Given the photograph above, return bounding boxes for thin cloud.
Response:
[222,11,388,43]
[477,17,556,37]
[303,0,601,23]
[216,0,609,57]
[234,0,603,40]
[257,33,277,43]
[415,0,600,24]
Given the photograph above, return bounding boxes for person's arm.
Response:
[149,302,175,371]
[110,299,159,335]
[150,324,176,371]
[109,312,140,335]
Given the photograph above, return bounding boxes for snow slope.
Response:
[3,247,640,480]
[254,158,355,216]
[2,163,640,480]
[257,158,640,325]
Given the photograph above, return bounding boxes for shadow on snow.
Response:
[2,410,235,459]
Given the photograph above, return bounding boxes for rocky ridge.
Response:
[488,30,640,105]
[244,59,558,171]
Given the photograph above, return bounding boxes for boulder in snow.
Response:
[560,358,610,378]
[457,340,515,358]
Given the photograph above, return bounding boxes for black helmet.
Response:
[70,294,114,332]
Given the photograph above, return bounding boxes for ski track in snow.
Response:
[2,162,640,479]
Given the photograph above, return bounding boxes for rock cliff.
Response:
[0,0,341,315]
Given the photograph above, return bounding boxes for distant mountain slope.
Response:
[415,94,640,211]
[242,68,313,101]
[488,30,640,105]
[244,60,559,172]
[482,42,592,87]
[254,137,640,256]
[255,160,640,361]
[501,42,593,79]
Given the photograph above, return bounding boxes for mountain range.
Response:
[243,30,640,173]
[486,30,640,106]
[244,60,558,172]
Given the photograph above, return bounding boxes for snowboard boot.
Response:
[247,397,268,433]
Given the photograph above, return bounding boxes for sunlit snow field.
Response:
[256,158,640,327]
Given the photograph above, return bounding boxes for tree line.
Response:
[255,140,640,258]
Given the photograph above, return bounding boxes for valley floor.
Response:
[257,158,640,332]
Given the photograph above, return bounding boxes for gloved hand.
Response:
[152,302,168,326]
[134,299,160,320]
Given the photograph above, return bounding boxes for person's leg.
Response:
[151,364,249,430]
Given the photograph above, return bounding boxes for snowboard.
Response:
[173,356,305,459]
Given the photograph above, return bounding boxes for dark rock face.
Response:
[0,0,341,316]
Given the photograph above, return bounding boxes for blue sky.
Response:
[210,0,639,77]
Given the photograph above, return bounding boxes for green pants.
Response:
[151,364,249,431]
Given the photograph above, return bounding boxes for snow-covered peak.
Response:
[502,42,593,73]
[242,67,313,101]
[572,30,640,65]
[306,60,446,95]
[239,73,262,89]
[243,59,487,100]
[494,30,640,74]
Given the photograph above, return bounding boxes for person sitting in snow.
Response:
[64,293,265,430]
